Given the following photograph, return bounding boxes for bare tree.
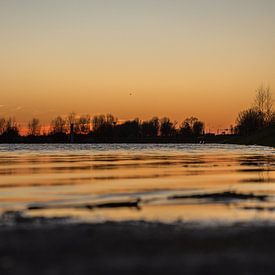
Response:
[106,114,117,126]
[254,85,273,123]
[5,117,19,131]
[180,117,204,137]
[160,117,176,137]
[179,120,193,137]
[0,118,5,135]
[50,116,67,134]
[28,118,41,136]
[75,115,91,134]
[184,117,198,129]
[92,115,106,133]
[141,117,160,137]
[236,108,265,135]
[2,117,20,137]
[67,112,76,127]
[92,114,118,138]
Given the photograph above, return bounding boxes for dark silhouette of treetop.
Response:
[236,85,274,135]
[28,118,41,136]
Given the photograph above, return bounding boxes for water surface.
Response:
[1,143,275,223]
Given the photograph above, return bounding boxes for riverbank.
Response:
[223,126,275,148]
[0,130,274,148]
[1,216,275,275]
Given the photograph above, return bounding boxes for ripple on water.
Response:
[0,143,275,223]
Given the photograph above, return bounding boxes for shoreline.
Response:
[0,139,274,148]
[1,216,275,274]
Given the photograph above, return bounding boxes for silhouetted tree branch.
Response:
[28,118,41,136]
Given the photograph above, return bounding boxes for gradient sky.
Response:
[0,0,274,131]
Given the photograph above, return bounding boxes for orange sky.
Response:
[0,0,274,131]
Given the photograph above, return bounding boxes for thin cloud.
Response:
[15,106,23,111]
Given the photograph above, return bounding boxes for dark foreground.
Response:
[1,218,275,275]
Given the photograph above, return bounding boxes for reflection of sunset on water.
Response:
[0,144,275,223]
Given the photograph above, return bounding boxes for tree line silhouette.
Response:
[0,85,273,143]
[0,113,206,143]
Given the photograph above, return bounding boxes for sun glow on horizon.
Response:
[0,0,274,130]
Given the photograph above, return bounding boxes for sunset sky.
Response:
[0,0,274,131]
